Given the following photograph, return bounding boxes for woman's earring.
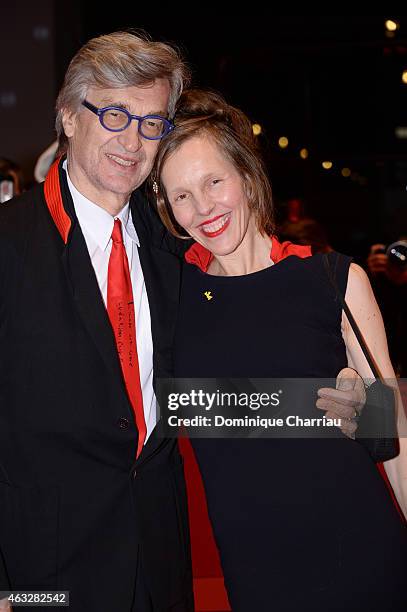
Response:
[152,180,159,195]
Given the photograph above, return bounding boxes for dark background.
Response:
[1,8,407,257]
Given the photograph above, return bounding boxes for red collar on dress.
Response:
[43,156,72,244]
[185,236,312,272]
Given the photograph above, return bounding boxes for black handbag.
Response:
[323,254,399,462]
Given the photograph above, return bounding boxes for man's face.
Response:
[62,80,170,214]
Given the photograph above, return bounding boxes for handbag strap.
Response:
[323,253,381,381]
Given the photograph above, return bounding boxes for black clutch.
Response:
[357,379,399,462]
[323,254,399,463]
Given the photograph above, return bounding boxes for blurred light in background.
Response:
[395,126,407,138]
[278,136,289,148]
[385,19,399,32]
[322,161,333,170]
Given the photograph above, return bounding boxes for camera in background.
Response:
[375,241,407,270]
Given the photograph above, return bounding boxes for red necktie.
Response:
[107,219,146,457]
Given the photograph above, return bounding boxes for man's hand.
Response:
[316,367,366,438]
[0,596,11,611]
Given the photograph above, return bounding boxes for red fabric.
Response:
[185,235,312,271]
[178,437,231,610]
[107,219,146,457]
[377,464,406,523]
[43,157,71,244]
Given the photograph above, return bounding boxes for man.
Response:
[0,30,364,612]
[0,31,192,612]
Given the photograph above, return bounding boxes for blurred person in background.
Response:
[0,158,24,202]
[279,216,333,254]
[33,141,58,183]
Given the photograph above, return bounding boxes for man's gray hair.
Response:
[55,30,190,155]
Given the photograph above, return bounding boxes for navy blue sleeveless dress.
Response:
[174,250,407,612]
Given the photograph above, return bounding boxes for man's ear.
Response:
[61,108,77,138]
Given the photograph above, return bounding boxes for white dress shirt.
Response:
[64,163,157,442]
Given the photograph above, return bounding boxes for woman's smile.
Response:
[198,212,231,237]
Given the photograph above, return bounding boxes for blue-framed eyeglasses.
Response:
[81,100,175,140]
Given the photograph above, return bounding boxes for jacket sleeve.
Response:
[0,203,18,593]
[0,546,11,591]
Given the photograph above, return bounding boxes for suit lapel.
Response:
[61,226,127,394]
[45,159,130,402]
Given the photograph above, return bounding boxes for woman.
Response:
[152,90,407,611]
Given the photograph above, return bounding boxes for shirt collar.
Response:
[120,203,140,247]
[63,160,140,250]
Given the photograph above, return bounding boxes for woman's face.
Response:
[161,135,254,255]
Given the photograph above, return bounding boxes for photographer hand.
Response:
[367,244,388,274]
[367,244,407,285]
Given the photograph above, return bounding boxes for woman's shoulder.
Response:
[291,250,355,301]
[345,261,373,301]
[303,249,353,271]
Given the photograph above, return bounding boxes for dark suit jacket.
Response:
[0,159,193,611]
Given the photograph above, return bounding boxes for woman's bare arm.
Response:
[343,263,407,518]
